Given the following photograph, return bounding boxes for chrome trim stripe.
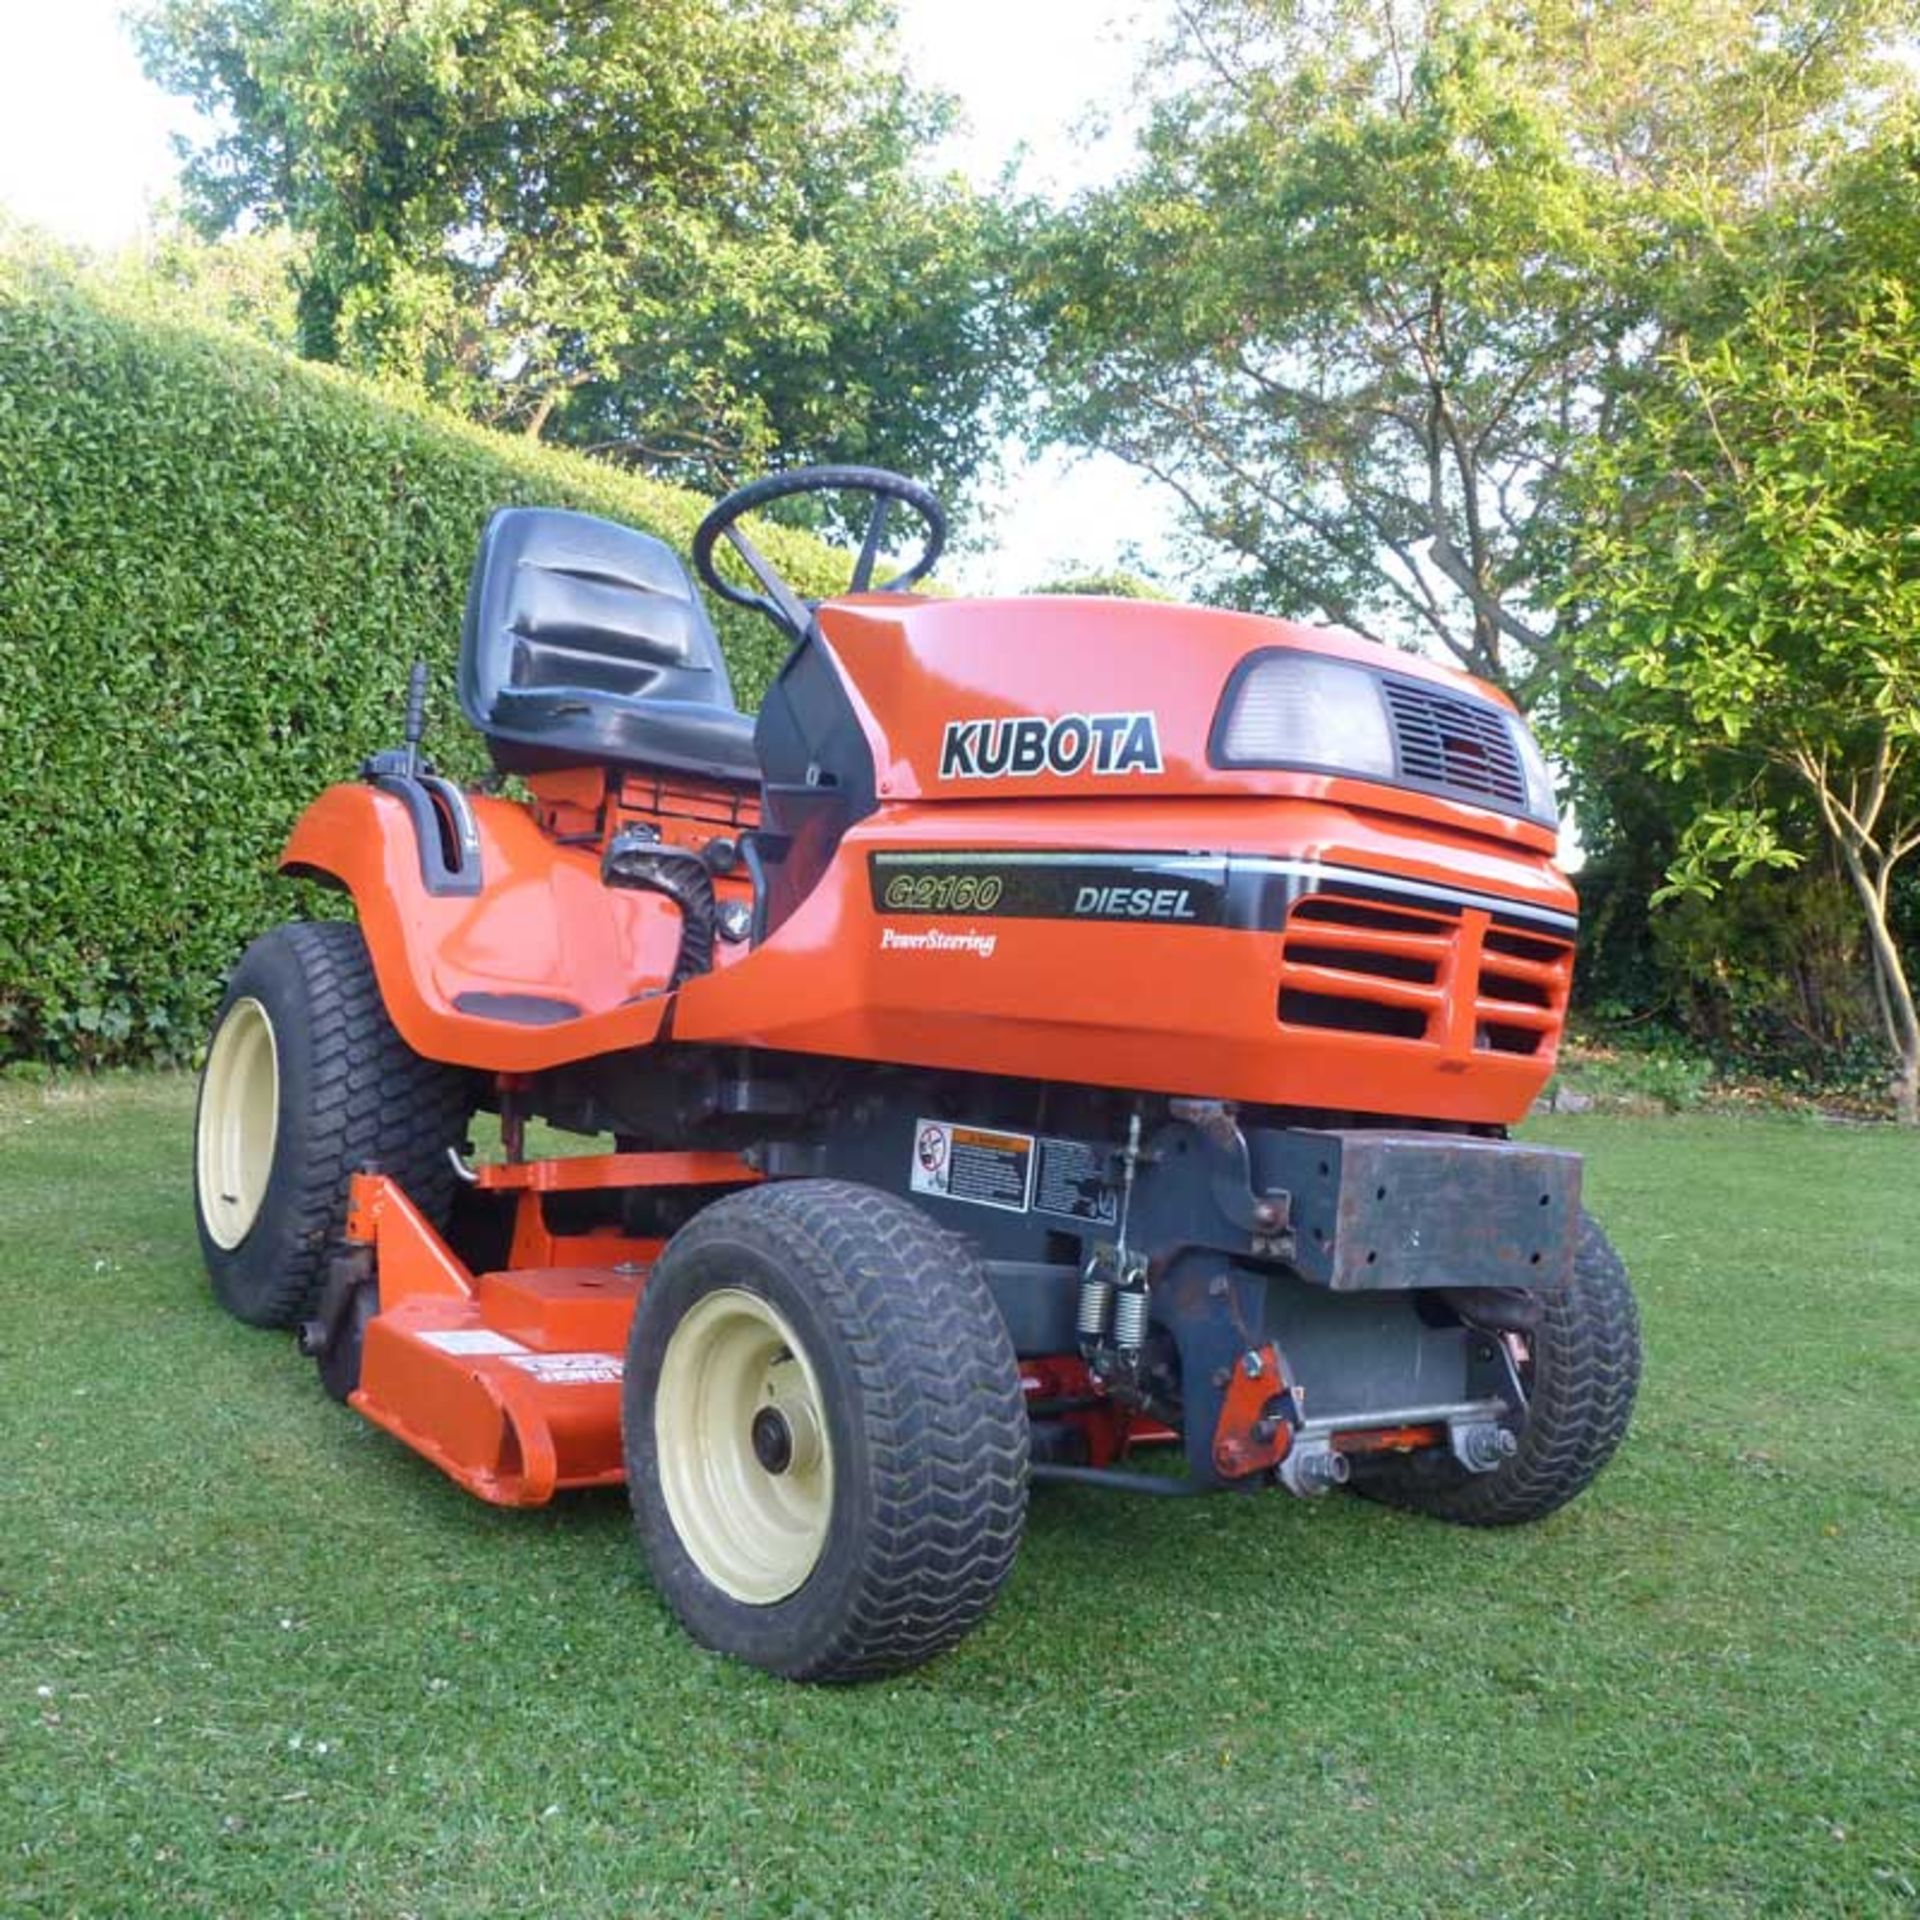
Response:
[1234,857,1578,938]
[871,850,1227,872]
[868,849,1577,938]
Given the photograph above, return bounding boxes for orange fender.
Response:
[280,783,682,1070]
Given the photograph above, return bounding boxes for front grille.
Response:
[1277,889,1572,1058]
[1382,678,1529,814]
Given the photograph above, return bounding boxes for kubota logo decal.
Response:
[939,711,1163,780]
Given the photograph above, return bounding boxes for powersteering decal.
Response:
[879,926,998,958]
[938,711,1163,780]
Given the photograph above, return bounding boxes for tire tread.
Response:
[631,1180,1029,1682]
[1356,1211,1641,1526]
[198,919,472,1326]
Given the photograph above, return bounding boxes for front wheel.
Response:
[1352,1211,1642,1525]
[624,1181,1029,1681]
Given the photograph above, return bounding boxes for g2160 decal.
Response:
[880,870,1006,913]
[939,711,1162,780]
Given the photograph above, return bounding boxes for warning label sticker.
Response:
[910,1119,1034,1213]
[418,1328,527,1357]
[505,1352,624,1386]
[1034,1137,1119,1225]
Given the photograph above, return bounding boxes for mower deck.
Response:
[339,1154,1194,1509]
[342,1157,754,1506]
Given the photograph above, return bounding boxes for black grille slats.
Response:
[1382,679,1529,812]
[1275,886,1574,1055]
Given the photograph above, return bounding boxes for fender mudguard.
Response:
[280,784,682,1070]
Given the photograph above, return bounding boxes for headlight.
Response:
[1508,715,1558,826]
[1213,648,1559,827]
[1212,654,1395,779]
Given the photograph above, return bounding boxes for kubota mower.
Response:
[194,465,1641,1681]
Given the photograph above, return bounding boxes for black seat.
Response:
[458,507,759,784]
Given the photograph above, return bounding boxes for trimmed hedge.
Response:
[0,248,847,1066]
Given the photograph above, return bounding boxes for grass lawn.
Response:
[2,1079,1916,1918]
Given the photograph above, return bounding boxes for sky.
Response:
[0,0,1179,593]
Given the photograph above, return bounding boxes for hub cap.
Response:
[196,996,280,1249]
[655,1288,834,1604]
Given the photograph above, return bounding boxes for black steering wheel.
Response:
[691,464,947,642]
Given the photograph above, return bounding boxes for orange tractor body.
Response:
[195,470,1637,1680]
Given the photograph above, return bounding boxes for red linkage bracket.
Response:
[1210,1342,1293,1479]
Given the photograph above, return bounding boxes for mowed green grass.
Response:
[2,1081,1915,1920]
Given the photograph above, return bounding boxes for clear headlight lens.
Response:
[1508,715,1559,826]
[1215,654,1395,778]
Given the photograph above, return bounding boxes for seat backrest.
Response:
[458,507,741,773]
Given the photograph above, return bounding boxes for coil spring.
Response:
[1112,1286,1151,1351]
[1076,1273,1115,1342]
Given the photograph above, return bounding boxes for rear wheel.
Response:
[625,1180,1029,1681]
[194,919,474,1328]
[1352,1211,1641,1525]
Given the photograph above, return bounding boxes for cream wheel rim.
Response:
[196,996,280,1250]
[655,1288,835,1605]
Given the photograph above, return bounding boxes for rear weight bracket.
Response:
[1166,1099,1296,1261]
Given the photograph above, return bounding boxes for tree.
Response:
[1026,0,1913,695]
[1567,267,1920,1121]
[134,0,1016,500]
[109,225,304,350]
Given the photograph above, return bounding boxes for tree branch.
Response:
[1120,383,1481,664]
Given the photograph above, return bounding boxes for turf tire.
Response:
[194,919,474,1328]
[625,1180,1030,1682]
[1352,1210,1641,1525]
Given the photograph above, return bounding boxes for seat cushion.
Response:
[489,689,760,783]
[459,507,758,783]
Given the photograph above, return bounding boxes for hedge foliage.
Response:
[0,246,850,1066]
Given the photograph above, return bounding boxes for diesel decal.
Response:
[939,711,1163,780]
[1073,884,1197,921]
[870,852,1229,926]
[871,849,1579,939]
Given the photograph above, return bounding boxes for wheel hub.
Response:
[195,995,280,1250]
[654,1289,835,1605]
[750,1406,793,1474]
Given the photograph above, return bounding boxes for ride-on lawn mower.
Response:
[194,465,1640,1681]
